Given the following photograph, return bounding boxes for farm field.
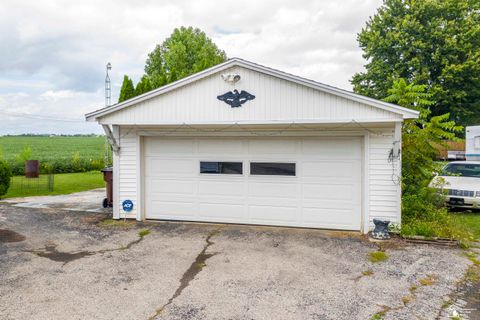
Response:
[0,135,106,174]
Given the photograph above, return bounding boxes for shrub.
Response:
[7,156,105,175]
[0,159,12,198]
[16,146,32,163]
[71,152,84,172]
[401,192,473,241]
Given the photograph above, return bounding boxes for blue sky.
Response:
[0,0,382,134]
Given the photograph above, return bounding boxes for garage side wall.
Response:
[368,125,401,228]
[115,126,138,219]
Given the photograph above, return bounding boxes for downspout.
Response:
[102,124,120,154]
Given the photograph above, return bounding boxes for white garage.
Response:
[86,58,418,233]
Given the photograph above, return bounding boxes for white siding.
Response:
[117,127,138,219]
[368,126,401,226]
[99,66,402,125]
[114,124,401,231]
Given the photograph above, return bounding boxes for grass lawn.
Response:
[451,212,480,241]
[3,171,105,199]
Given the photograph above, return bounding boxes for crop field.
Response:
[0,135,107,175]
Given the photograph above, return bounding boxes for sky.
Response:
[0,0,383,135]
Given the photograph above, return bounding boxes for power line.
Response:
[0,110,85,122]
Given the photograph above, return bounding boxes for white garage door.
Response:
[143,136,362,230]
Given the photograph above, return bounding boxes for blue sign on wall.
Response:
[122,200,134,212]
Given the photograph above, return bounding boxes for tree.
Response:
[352,0,480,126]
[134,75,153,96]
[118,75,135,103]
[384,78,462,194]
[145,26,227,88]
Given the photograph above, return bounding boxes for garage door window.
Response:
[250,162,296,176]
[200,161,243,174]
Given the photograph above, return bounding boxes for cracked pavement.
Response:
[0,201,477,320]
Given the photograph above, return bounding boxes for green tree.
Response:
[118,75,135,103]
[134,75,153,96]
[384,78,462,194]
[352,0,480,126]
[145,26,227,88]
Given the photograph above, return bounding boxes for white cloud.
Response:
[0,0,382,134]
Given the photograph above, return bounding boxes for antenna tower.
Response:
[104,62,112,167]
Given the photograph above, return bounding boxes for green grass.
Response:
[451,213,480,241]
[0,135,104,163]
[2,171,104,198]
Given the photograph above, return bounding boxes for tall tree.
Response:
[145,26,227,88]
[352,0,480,126]
[118,75,135,103]
[134,75,153,96]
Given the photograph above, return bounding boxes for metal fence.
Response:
[13,174,54,193]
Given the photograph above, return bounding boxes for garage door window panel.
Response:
[200,161,243,174]
[250,162,296,176]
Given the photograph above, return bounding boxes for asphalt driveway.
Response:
[0,199,477,319]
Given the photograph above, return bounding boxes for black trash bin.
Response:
[101,167,113,208]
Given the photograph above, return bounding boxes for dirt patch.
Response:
[0,229,26,243]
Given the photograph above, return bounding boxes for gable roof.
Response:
[85,57,419,121]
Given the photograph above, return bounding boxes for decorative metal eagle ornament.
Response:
[217,89,255,108]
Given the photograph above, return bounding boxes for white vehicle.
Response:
[430,161,480,209]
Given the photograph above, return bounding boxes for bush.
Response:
[401,190,473,241]
[7,156,105,176]
[0,159,12,198]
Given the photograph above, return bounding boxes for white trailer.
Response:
[466,126,480,161]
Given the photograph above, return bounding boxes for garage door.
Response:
[143,136,362,230]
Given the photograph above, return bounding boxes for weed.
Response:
[368,251,389,263]
[464,251,477,259]
[409,285,417,293]
[401,295,414,305]
[441,299,453,309]
[138,229,150,237]
[362,269,374,276]
[465,265,480,282]
[419,274,437,286]
[98,219,135,228]
[469,257,480,266]
[370,313,383,320]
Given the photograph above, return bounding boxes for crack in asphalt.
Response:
[27,234,146,266]
[148,228,221,320]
